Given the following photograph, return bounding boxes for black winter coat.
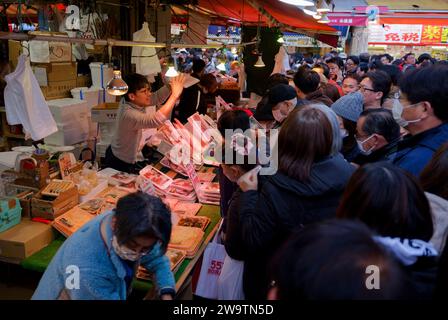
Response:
[227,154,355,300]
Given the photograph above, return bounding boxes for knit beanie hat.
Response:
[331,91,364,122]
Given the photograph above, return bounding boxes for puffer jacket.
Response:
[234,153,355,300]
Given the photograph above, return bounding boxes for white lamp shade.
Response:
[217,62,227,71]
[318,14,330,23]
[106,70,128,96]
[166,66,179,77]
[254,55,266,67]
[313,13,322,19]
[280,0,315,6]
[317,0,330,12]
[277,36,285,43]
[303,5,318,15]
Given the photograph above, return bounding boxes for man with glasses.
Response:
[392,65,448,176]
[105,73,186,173]
[359,70,392,109]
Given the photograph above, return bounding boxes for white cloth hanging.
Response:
[4,54,57,141]
[132,22,162,76]
[271,46,291,75]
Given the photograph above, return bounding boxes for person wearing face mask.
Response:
[331,92,364,162]
[253,84,297,129]
[352,109,401,165]
[32,192,175,300]
[392,65,448,177]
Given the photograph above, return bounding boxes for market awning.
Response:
[196,0,339,47]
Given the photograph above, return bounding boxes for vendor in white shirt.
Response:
[105,73,186,173]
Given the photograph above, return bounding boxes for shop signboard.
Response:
[329,15,368,27]
[368,24,422,45]
[369,23,448,46]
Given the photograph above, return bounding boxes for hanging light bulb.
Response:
[217,62,227,71]
[165,66,179,77]
[106,70,128,96]
[313,13,322,20]
[279,0,314,6]
[277,35,285,44]
[303,4,318,15]
[254,55,265,68]
[318,13,330,23]
[317,0,330,12]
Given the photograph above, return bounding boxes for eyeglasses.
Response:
[359,85,376,92]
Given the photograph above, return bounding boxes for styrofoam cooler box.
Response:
[71,86,115,105]
[45,98,91,146]
[45,123,90,146]
[96,142,109,158]
[71,87,101,108]
[89,62,114,88]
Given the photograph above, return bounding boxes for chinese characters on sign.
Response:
[368,24,422,44]
[368,24,448,45]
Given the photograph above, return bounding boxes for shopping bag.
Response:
[217,255,245,300]
[195,230,226,299]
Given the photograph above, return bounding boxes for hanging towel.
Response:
[132,22,162,76]
[4,54,57,141]
[271,46,291,75]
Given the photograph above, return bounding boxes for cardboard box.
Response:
[28,31,73,63]
[16,190,37,219]
[31,185,79,220]
[40,79,77,100]
[0,219,54,260]
[76,75,92,88]
[8,40,22,70]
[33,62,77,84]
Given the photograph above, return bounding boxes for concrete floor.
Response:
[0,262,193,300]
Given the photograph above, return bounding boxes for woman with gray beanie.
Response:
[331,92,364,162]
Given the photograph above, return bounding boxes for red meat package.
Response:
[139,165,173,190]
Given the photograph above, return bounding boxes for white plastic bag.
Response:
[4,54,57,141]
[217,255,245,300]
[132,22,161,76]
[195,230,226,299]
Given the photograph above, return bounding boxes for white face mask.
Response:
[112,236,146,262]
[272,99,296,123]
[356,135,375,155]
[392,97,422,127]
[340,128,349,139]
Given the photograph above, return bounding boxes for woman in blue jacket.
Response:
[32,192,175,300]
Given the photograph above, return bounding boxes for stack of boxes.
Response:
[45,98,91,146]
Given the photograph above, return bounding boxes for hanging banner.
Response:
[368,24,422,45]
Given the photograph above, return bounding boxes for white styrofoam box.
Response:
[71,87,101,108]
[45,122,89,146]
[91,108,118,123]
[96,142,109,158]
[89,62,114,88]
[47,98,89,125]
[98,123,117,145]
